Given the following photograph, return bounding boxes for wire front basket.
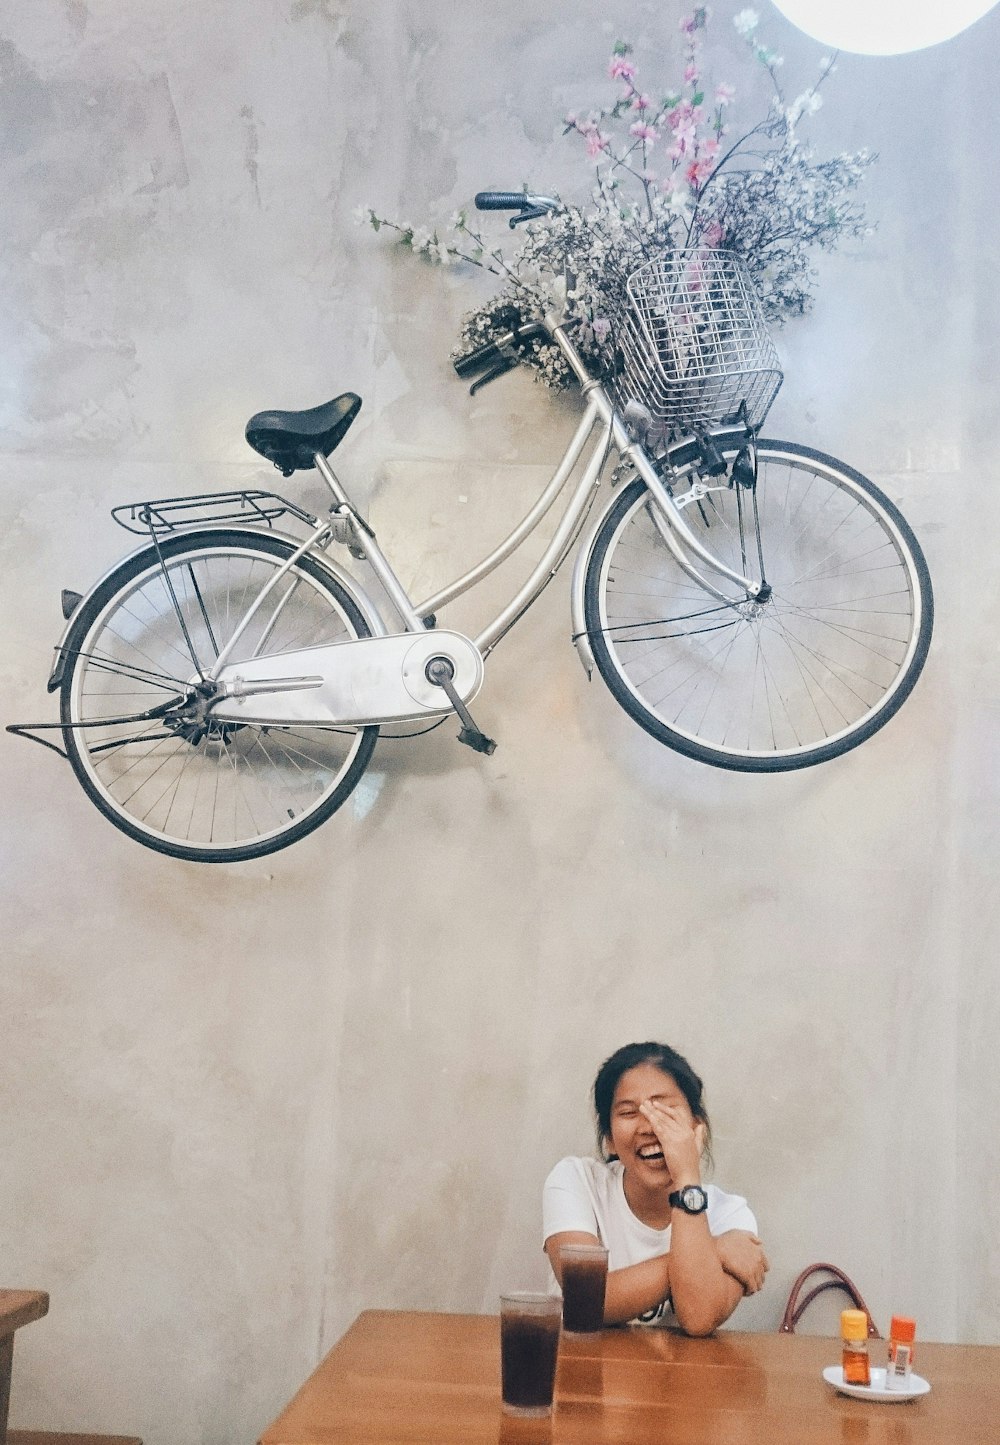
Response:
[608,248,783,438]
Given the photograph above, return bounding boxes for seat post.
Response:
[313,454,425,632]
[313,452,352,508]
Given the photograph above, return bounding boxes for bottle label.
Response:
[886,1341,912,1388]
[842,1343,870,1386]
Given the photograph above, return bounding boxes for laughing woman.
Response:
[543,1041,768,1335]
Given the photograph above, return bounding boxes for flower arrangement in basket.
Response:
[364,8,873,431]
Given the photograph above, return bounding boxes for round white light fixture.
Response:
[769,1,1000,55]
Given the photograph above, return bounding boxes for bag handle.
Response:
[780,1262,881,1338]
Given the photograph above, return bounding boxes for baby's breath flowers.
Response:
[365,10,874,390]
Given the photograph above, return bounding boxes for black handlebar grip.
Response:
[474,191,529,211]
[453,339,502,377]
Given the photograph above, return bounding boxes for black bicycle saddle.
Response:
[245,392,361,476]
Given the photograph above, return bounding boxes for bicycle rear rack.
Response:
[111,489,318,537]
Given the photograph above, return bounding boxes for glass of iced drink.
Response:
[559,1243,609,1333]
[499,1292,561,1417]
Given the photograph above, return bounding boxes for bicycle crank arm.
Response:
[425,657,497,755]
[211,629,484,727]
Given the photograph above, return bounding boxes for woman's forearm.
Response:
[602,1253,672,1325]
[666,1215,744,1336]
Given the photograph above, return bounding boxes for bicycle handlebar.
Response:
[474,190,560,223]
[474,191,532,211]
[453,319,549,389]
[452,191,561,388]
[453,338,509,378]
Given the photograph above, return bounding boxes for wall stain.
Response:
[0,39,55,158]
[290,0,349,31]
[135,72,190,195]
[62,0,88,36]
[240,105,262,208]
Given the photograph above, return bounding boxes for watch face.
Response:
[679,1186,708,1213]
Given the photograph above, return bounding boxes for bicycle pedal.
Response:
[457,725,497,756]
[424,654,497,756]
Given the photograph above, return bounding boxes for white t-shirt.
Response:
[542,1155,757,1325]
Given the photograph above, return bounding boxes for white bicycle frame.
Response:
[50,313,763,730]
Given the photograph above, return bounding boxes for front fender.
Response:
[570,487,621,680]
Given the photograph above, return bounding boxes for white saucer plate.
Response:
[823,1366,931,1402]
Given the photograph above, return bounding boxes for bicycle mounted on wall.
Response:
[8,191,933,862]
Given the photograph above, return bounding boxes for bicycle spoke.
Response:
[72,645,191,693]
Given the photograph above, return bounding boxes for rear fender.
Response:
[46,525,385,692]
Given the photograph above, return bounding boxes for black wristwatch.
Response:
[669,1184,709,1215]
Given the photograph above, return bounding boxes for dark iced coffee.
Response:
[499,1293,561,1416]
[559,1243,608,1333]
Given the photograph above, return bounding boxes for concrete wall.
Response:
[2,2,998,1441]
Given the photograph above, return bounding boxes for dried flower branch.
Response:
[364,9,874,390]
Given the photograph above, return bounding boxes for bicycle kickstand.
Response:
[424,657,498,756]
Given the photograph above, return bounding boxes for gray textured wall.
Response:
[2,2,998,1442]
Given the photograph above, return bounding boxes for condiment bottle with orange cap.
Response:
[885,1316,916,1390]
[841,1309,872,1386]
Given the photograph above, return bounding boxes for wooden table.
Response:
[258,1308,1000,1444]
[0,1292,49,1444]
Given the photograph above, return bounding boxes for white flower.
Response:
[352,204,370,226]
[786,90,822,127]
[733,9,759,37]
[756,45,784,67]
[666,184,692,218]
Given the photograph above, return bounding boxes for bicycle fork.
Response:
[568,433,767,679]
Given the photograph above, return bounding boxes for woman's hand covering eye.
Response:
[638,1098,704,1183]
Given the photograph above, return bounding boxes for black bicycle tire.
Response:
[60,528,379,861]
[584,440,934,772]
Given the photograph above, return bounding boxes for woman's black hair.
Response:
[593,1041,713,1164]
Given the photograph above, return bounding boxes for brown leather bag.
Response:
[780,1262,881,1337]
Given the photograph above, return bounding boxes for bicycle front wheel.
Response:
[60,529,379,861]
[585,441,933,771]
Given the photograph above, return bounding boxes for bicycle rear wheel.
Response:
[585,441,933,771]
[60,529,379,861]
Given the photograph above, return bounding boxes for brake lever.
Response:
[468,356,518,394]
[509,206,550,228]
